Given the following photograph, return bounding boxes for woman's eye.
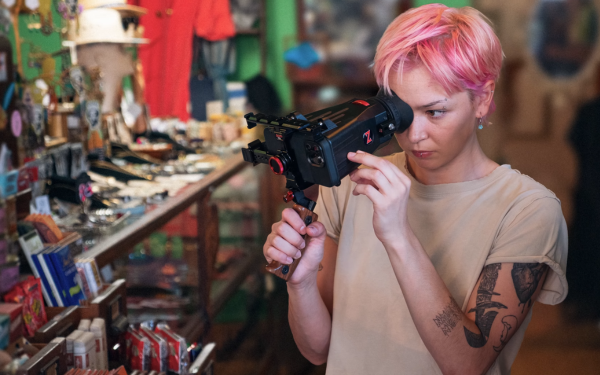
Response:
[427,110,446,118]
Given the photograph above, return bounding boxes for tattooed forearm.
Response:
[433,298,463,336]
[512,263,547,312]
[464,264,508,348]
[493,315,517,352]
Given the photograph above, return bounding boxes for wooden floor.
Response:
[512,303,600,375]
[213,302,600,375]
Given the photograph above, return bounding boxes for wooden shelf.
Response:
[77,152,248,268]
[176,251,263,343]
[209,251,262,319]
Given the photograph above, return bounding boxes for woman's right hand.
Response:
[264,208,327,285]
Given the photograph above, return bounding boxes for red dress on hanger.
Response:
[129,0,235,121]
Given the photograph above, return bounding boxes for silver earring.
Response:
[478,118,483,130]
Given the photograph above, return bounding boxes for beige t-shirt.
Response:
[315,152,568,375]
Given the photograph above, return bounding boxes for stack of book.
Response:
[18,230,103,307]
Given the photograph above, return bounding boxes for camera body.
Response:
[242,91,413,207]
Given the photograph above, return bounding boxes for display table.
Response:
[74,152,264,344]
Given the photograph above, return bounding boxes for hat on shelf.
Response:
[75,8,149,45]
[80,0,147,18]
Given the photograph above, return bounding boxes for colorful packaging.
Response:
[0,314,8,349]
[0,262,18,294]
[3,277,47,336]
[23,213,63,243]
[90,319,107,369]
[66,330,84,369]
[74,331,95,369]
[126,329,150,371]
[155,323,189,374]
[139,327,168,372]
[0,303,22,342]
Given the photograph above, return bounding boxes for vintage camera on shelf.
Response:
[241,90,414,281]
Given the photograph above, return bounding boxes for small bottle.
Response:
[78,319,91,331]
[73,331,95,369]
[66,330,84,369]
[91,318,108,369]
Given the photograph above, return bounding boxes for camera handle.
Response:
[265,189,321,281]
[266,204,319,281]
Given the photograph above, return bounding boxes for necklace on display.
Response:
[37,0,52,35]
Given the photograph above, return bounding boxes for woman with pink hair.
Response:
[263,4,568,374]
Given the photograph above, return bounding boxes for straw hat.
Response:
[75,8,148,45]
[80,0,147,18]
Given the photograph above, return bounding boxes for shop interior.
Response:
[0,0,598,374]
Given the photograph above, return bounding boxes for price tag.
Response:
[35,195,51,215]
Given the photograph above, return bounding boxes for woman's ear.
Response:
[476,80,496,118]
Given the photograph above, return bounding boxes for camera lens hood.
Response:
[375,88,414,133]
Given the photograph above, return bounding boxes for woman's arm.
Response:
[386,234,547,374]
[288,235,338,364]
[347,151,548,374]
[263,208,337,365]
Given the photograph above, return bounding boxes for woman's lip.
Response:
[411,151,434,158]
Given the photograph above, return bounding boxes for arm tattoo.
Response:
[512,263,546,312]
[464,264,508,348]
[433,298,463,336]
[493,315,517,352]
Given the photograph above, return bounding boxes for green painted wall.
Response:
[10,0,470,111]
[230,0,297,111]
[7,9,63,81]
[415,0,471,8]
[233,0,472,112]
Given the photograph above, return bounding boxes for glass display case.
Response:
[73,152,270,345]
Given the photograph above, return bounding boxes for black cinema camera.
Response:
[242,90,413,280]
[242,90,414,210]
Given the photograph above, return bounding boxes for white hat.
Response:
[80,0,147,18]
[75,8,148,45]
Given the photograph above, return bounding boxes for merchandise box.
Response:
[0,314,8,349]
[0,303,23,343]
[33,280,127,344]
[0,170,18,198]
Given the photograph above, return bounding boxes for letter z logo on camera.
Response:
[363,129,373,145]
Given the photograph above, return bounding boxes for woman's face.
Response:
[390,64,490,172]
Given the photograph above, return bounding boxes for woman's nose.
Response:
[406,117,427,144]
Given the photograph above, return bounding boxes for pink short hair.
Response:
[374,4,503,116]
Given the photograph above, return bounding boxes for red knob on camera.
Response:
[269,156,285,175]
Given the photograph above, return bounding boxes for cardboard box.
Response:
[0,314,9,349]
[0,303,23,343]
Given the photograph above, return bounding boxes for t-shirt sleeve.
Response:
[315,184,344,243]
[485,195,568,305]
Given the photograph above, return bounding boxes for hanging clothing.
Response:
[129,0,235,121]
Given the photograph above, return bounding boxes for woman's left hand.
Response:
[348,151,413,248]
